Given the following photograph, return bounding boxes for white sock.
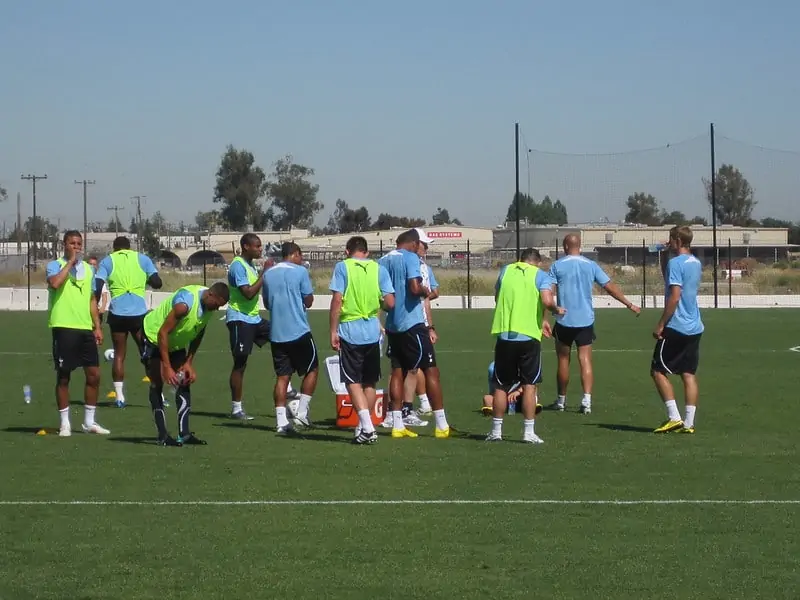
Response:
[391,410,405,430]
[557,394,566,406]
[664,399,681,421]
[298,393,312,417]
[684,405,697,428]
[433,408,448,430]
[582,393,591,406]
[59,407,70,428]
[84,405,96,427]
[524,419,535,435]
[113,381,125,402]
[418,394,431,411]
[491,417,503,436]
[276,406,290,428]
[232,401,243,414]
[357,409,375,434]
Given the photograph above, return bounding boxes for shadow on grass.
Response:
[212,422,349,443]
[590,423,653,434]
[108,436,160,445]
[3,426,43,435]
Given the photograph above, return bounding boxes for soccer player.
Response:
[46,230,109,437]
[141,282,230,446]
[482,361,547,415]
[226,233,270,420]
[487,248,563,443]
[651,226,703,434]
[87,256,109,321]
[95,236,162,408]
[548,233,640,414]
[263,242,318,433]
[329,236,395,444]
[379,228,451,439]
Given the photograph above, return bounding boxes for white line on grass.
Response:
[0,499,799,506]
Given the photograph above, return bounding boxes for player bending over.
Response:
[482,361,546,415]
[141,282,229,446]
[651,226,703,434]
[329,236,395,444]
[487,248,564,443]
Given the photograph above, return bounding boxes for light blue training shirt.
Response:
[96,252,158,316]
[664,253,704,336]
[329,259,395,345]
[46,260,96,295]
[494,264,552,342]
[378,249,424,333]
[548,254,611,329]
[263,262,314,343]
[226,259,262,324]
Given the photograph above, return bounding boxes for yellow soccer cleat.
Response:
[481,406,492,416]
[535,403,543,415]
[654,419,684,433]
[391,428,418,438]
[679,427,695,434]
[106,391,117,399]
[434,427,450,439]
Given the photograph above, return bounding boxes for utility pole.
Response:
[74,179,96,249]
[16,192,21,255]
[130,195,146,251]
[21,173,47,270]
[107,205,124,236]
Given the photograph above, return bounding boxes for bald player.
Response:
[547,234,640,414]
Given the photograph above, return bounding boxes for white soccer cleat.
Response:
[82,423,111,435]
[276,423,295,435]
[380,414,394,429]
[579,403,592,415]
[522,432,544,444]
[403,413,428,427]
[59,425,72,437]
[485,432,503,442]
[287,399,300,417]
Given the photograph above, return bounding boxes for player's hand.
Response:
[653,324,664,340]
[162,364,180,386]
[93,327,103,346]
[181,363,197,385]
[330,332,340,351]
[542,321,553,338]
[553,306,567,316]
[429,328,439,344]
[628,304,642,316]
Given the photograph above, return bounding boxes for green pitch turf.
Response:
[1,309,799,599]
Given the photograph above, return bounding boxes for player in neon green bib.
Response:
[46,230,109,437]
[329,236,396,444]
[140,282,229,446]
[487,248,563,444]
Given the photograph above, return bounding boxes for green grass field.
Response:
[1,308,799,599]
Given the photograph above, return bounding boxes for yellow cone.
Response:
[142,376,150,383]
[106,391,117,399]
[36,429,47,436]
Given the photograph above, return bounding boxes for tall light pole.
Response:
[74,179,96,248]
[131,195,146,251]
[21,173,47,270]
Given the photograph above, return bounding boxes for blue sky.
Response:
[2,0,800,232]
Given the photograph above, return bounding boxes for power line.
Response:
[74,179,96,248]
[107,205,125,236]
[20,174,47,273]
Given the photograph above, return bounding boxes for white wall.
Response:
[2,287,798,311]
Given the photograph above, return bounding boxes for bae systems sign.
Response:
[427,231,463,239]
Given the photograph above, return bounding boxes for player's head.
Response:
[669,226,693,251]
[345,236,369,258]
[520,247,542,265]
[562,234,581,255]
[413,228,434,257]
[240,233,262,259]
[63,230,83,254]
[87,256,99,270]
[281,241,303,265]
[113,236,131,251]
[202,281,230,310]
[395,228,420,252]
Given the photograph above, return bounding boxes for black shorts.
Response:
[554,323,596,347]
[386,324,436,371]
[228,319,270,359]
[140,338,188,371]
[107,312,145,336]
[271,332,319,377]
[493,338,542,389]
[51,327,99,372]
[651,328,702,375]
[339,340,381,386]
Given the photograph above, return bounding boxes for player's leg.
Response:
[416,324,450,437]
[228,321,256,420]
[80,329,108,434]
[271,342,295,433]
[575,326,596,414]
[141,341,179,445]
[415,368,432,415]
[108,313,130,406]
[342,341,378,444]
[290,333,318,426]
[552,324,572,411]
[678,334,701,433]
[52,328,75,436]
[486,339,513,441]
[173,350,205,445]
[381,340,401,429]
[386,331,418,438]
[651,329,685,432]
[518,340,544,443]
[402,370,428,426]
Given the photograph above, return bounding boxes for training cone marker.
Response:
[36,429,47,436]
[142,376,150,383]
[106,391,117,399]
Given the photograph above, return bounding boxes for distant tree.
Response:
[195,210,222,231]
[372,213,426,230]
[264,155,322,230]
[213,145,268,230]
[659,210,689,225]
[761,217,800,245]
[690,216,708,226]
[505,194,568,226]
[137,219,162,258]
[0,185,7,204]
[105,217,125,233]
[624,192,660,225]
[324,199,372,234]
[431,207,463,226]
[128,217,138,234]
[703,164,756,226]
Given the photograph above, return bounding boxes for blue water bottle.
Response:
[508,398,516,414]
[23,385,32,404]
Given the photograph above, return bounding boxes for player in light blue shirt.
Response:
[262,242,317,433]
[377,228,451,438]
[547,234,640,414]
[651,226,704,434]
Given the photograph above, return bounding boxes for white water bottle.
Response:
[23,385,32,404]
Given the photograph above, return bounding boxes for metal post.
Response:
[466,239,471,309]
[710,123,719,308]
[75,179,96,249]
[642,238,647,309]
[202,240,208,286]
[515,122,521,260]
[21,174,47,271]
[728,238,732,308]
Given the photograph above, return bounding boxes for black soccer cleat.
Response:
[158,435,183,447]
[177,433,207,445]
